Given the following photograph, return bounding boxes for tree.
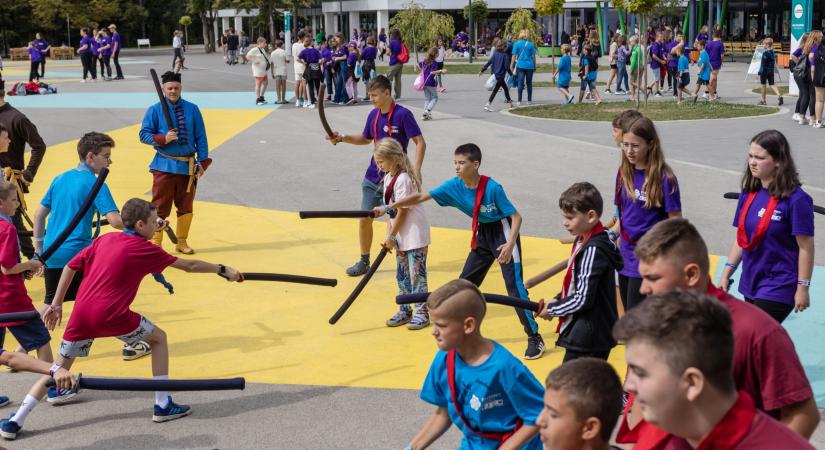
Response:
[462,0,488,45]
[180,15,192,46]
[30,0,119,32]
[504,9,542,43]
[187,0,222,53]
[534,0,564,80]
[390,2,454,65]
[613,0,661,106]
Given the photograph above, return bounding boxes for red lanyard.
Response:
[383,172,402,205]
[736,191,779,251]
[471,176,490,250]
[615,169,639,244]
[372,102,396,144]
[556,222,605,333]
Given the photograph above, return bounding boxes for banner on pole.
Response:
[790,0,809,95]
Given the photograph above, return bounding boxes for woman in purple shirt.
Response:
[360,37,378,100]
[345,42,361,104]
[791,32,814,125]
[808,31,825,127]
[321,38,335,101]
[76,28,97,82]
[298,35,323,108]
[97,30,113,80]
[612,116,681,310]
[27,41,41,82]
[33,33,50,79]
[720,130,814,323]
[378,28,387,61]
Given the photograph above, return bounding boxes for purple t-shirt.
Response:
[321,47,333,68]
[111,32,121,52]
[91,36,100,56]
[379,33,387,43]
[614,169,681,278]
[697,32,709,42]
[28,47,41,62]
[388,39,402,65]
[649,42,663,68]
[705,40,725,69]
[419,61,439,87]
[360,104,422,184]
[298,47,321,64]
[732,187,814,304]
[79,35,93,54]
[99,36,112,56]
[347,51,358,67]
[361,46,377,61]
[665,41,679,68]
[34,39,49,56]
[793,47,803,58]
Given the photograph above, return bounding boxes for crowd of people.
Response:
[76,25,124,82]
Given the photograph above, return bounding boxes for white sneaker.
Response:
[799,117,809,125]
[792,113,801,121]
[308,103,316,109]
[516,101,521,107]
[701,93,708,98]
[815,121,823,129]
[526,101,532,105]
[80,79,87,83]
[295,100,301,107]
[484,104,493,112]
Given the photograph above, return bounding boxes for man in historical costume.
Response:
[0,80,48,259]
[138,72,208,254]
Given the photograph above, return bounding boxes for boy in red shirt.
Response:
[615,289,814,450]
[0,198,243,440]
[617,218,819,445]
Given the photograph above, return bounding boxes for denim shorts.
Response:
[6,317,51,352]
[580,79,597,91]
[361,178,384,211]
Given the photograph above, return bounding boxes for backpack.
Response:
[397,43,409,64]
[792,53,809,79]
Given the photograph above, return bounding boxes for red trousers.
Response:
[151,170,196,218]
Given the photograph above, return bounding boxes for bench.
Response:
[137,38,151,48]
[10,47,28,61]
[51,47,74,60]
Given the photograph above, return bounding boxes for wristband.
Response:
[218,264,226,275]
[49,363,61,377]
[387,235,397,243]
[404,446,412,450]
[798,279,811,287]
[724,262,738,270]
[34,236,45,243]
[606,230,618,242]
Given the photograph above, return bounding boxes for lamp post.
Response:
[468,0,473,63]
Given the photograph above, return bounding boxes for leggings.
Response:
[307,78,320,104]
[396,247,428,312]
[29,60,40,81]
[101,54,112,78]
[38,59,46,78]
[345,75,358,101]
[563,349,611,363]
[745,298,794,323]
[488,76,512,103]
[618,274,645,311]
[796,76,815,117]
[80,53,96,79]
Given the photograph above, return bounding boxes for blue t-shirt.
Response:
[361,104,422,184]
[557,54,572,86]
[582,55,598,81]
[698,50,711,80]
[512,39,536,70]
[40,163,119,268]
[678,54,689,72]
[430,177,517,222]
[420,342,544,450]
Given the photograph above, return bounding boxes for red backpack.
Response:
[397,43,410,64]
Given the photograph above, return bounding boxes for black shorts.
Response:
[44,268,83,304]
[610,63,618,70]
[760,71,775,86]
[679,73,690,88]
[4,317,51,352]
[697,78,709,86]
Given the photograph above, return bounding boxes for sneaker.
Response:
[778,96,784,106]
[0,396,8,408]
[792,113,801,121]
[567,95,575,104]
[346,260,369,277]
[654,92,663,97]
[80,79,87,83]
[307,103,316,109]
[295,99,301,107]
[526,101,533,106]
[123,341,152,361]
[152,397,191,423]
[701,92,708,98]
[605,89,613,94]
[815,121,824,129]
[0,415,20,440]
[407,306,430,330]
[46,386,78,404]
[524,334,546,360]
[438,86,446,93]
[515,101,521,107]
[256,99,265,106]
[484,104,493,112]
[386,308,412,327]
[758,100,767,106]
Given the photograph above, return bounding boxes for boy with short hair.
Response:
[270,40,289,104]
[616,218,819,444]
[554,44,573,104]
[377,144,544,359]
[0,198,244,440]
[758,37,783,106]
[577,45,602,104]
[530,182,623,362]
[691,40,711,102]
[615,289,815,450]
[407,279,544,449]
[675,45,690,104]
[536,358,623,450]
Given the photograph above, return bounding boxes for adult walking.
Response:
[108,24,124,80]
[510,30,537,106]
[33,33,50,80]
[97,29,113,80]
[615,35,630,94]
[172,30,185,72]
[720,130,814,324]
[0,81,48,259]
[791,32,814,125]
[810,31,825,128]
[386,30,405,100]
[226,28,239,65]
[77,28,96,82]
[605,34,619,94]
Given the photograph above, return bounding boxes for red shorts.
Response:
[255,76,267,82]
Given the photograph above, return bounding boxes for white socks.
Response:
[154,375,169,408]
[11,395,38,426]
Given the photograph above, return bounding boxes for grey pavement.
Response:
[3,48,825,448]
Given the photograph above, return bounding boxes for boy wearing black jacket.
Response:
[533,182,623,362]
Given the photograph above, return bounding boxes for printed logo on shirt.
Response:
[382,124,400,135]
[469,394,482,411]
[633,188,647,203]
[757,207,782,222]
[479,203,499,214]
[482,393,505,411]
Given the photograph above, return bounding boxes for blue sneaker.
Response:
[0,396,9,408]
[46,386,77,404]
[0,415,21,440]
[152,397,191,423]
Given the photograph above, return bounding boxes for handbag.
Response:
[485,74,496,90]
[354,61,363,79]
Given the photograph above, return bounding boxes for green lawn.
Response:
[533,81,605,88]
[399,62,609,75]
[510,101,779,121]
[750,86,791,96]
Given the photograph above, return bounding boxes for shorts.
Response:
[679,73,690,89]
[631,71,639,82]
[255,76,267,82]
[273,74,286,81]
[6,317,51,352]
[697,78,709,86]
[59,316,155,359]
[294,64,305,79]
[360,178,384,211]
[45,268,83,304]
[610,63,618,70]
[558,83,569,90]
[760,71,775,86]
[580,79,596,91]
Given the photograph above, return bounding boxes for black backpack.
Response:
[792,53,809,79]
[815,46,825,86]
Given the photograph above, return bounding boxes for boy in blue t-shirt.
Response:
[376,144,544,360]
[676,45,690,104]
[758,37,783,106]
[554,44,573,104]
[407,279,544,449]
[691,40,711,102]
[577,44,602,104]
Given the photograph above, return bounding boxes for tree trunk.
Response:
[201,11,215,53]
[269,11,276,42]
[639,15,647,108]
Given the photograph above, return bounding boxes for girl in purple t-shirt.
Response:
[613,116,681,310]
[344,42,361,105]
[416,47,447,121]
[720,130,815,323]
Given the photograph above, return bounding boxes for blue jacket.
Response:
[139,97,209,175]
[481,51,513,78]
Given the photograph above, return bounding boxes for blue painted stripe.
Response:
[714,259,825,406]
[6,91,295,110]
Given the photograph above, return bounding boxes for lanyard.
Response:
[383,172,402,205]
[470,176,490,250]
[372,102,396,144]
[736,191,779,251]
[122,228,146,240]
[555,222,605,333]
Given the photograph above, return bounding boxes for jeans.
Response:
[324,69,334,97]
[616,61,629,92]
[423,86,438,112]
[101,54,112,78]
[334,66,349,104]
[516,68,534,102]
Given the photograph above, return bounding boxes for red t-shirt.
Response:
[617,284,813,444]
[0,218,35,327]
[63,232,177,341]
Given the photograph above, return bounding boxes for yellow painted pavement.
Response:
[3,107,721,390]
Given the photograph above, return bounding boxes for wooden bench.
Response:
[10,47,28,61]
[137,38,151,48]
[51,47,74,60]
